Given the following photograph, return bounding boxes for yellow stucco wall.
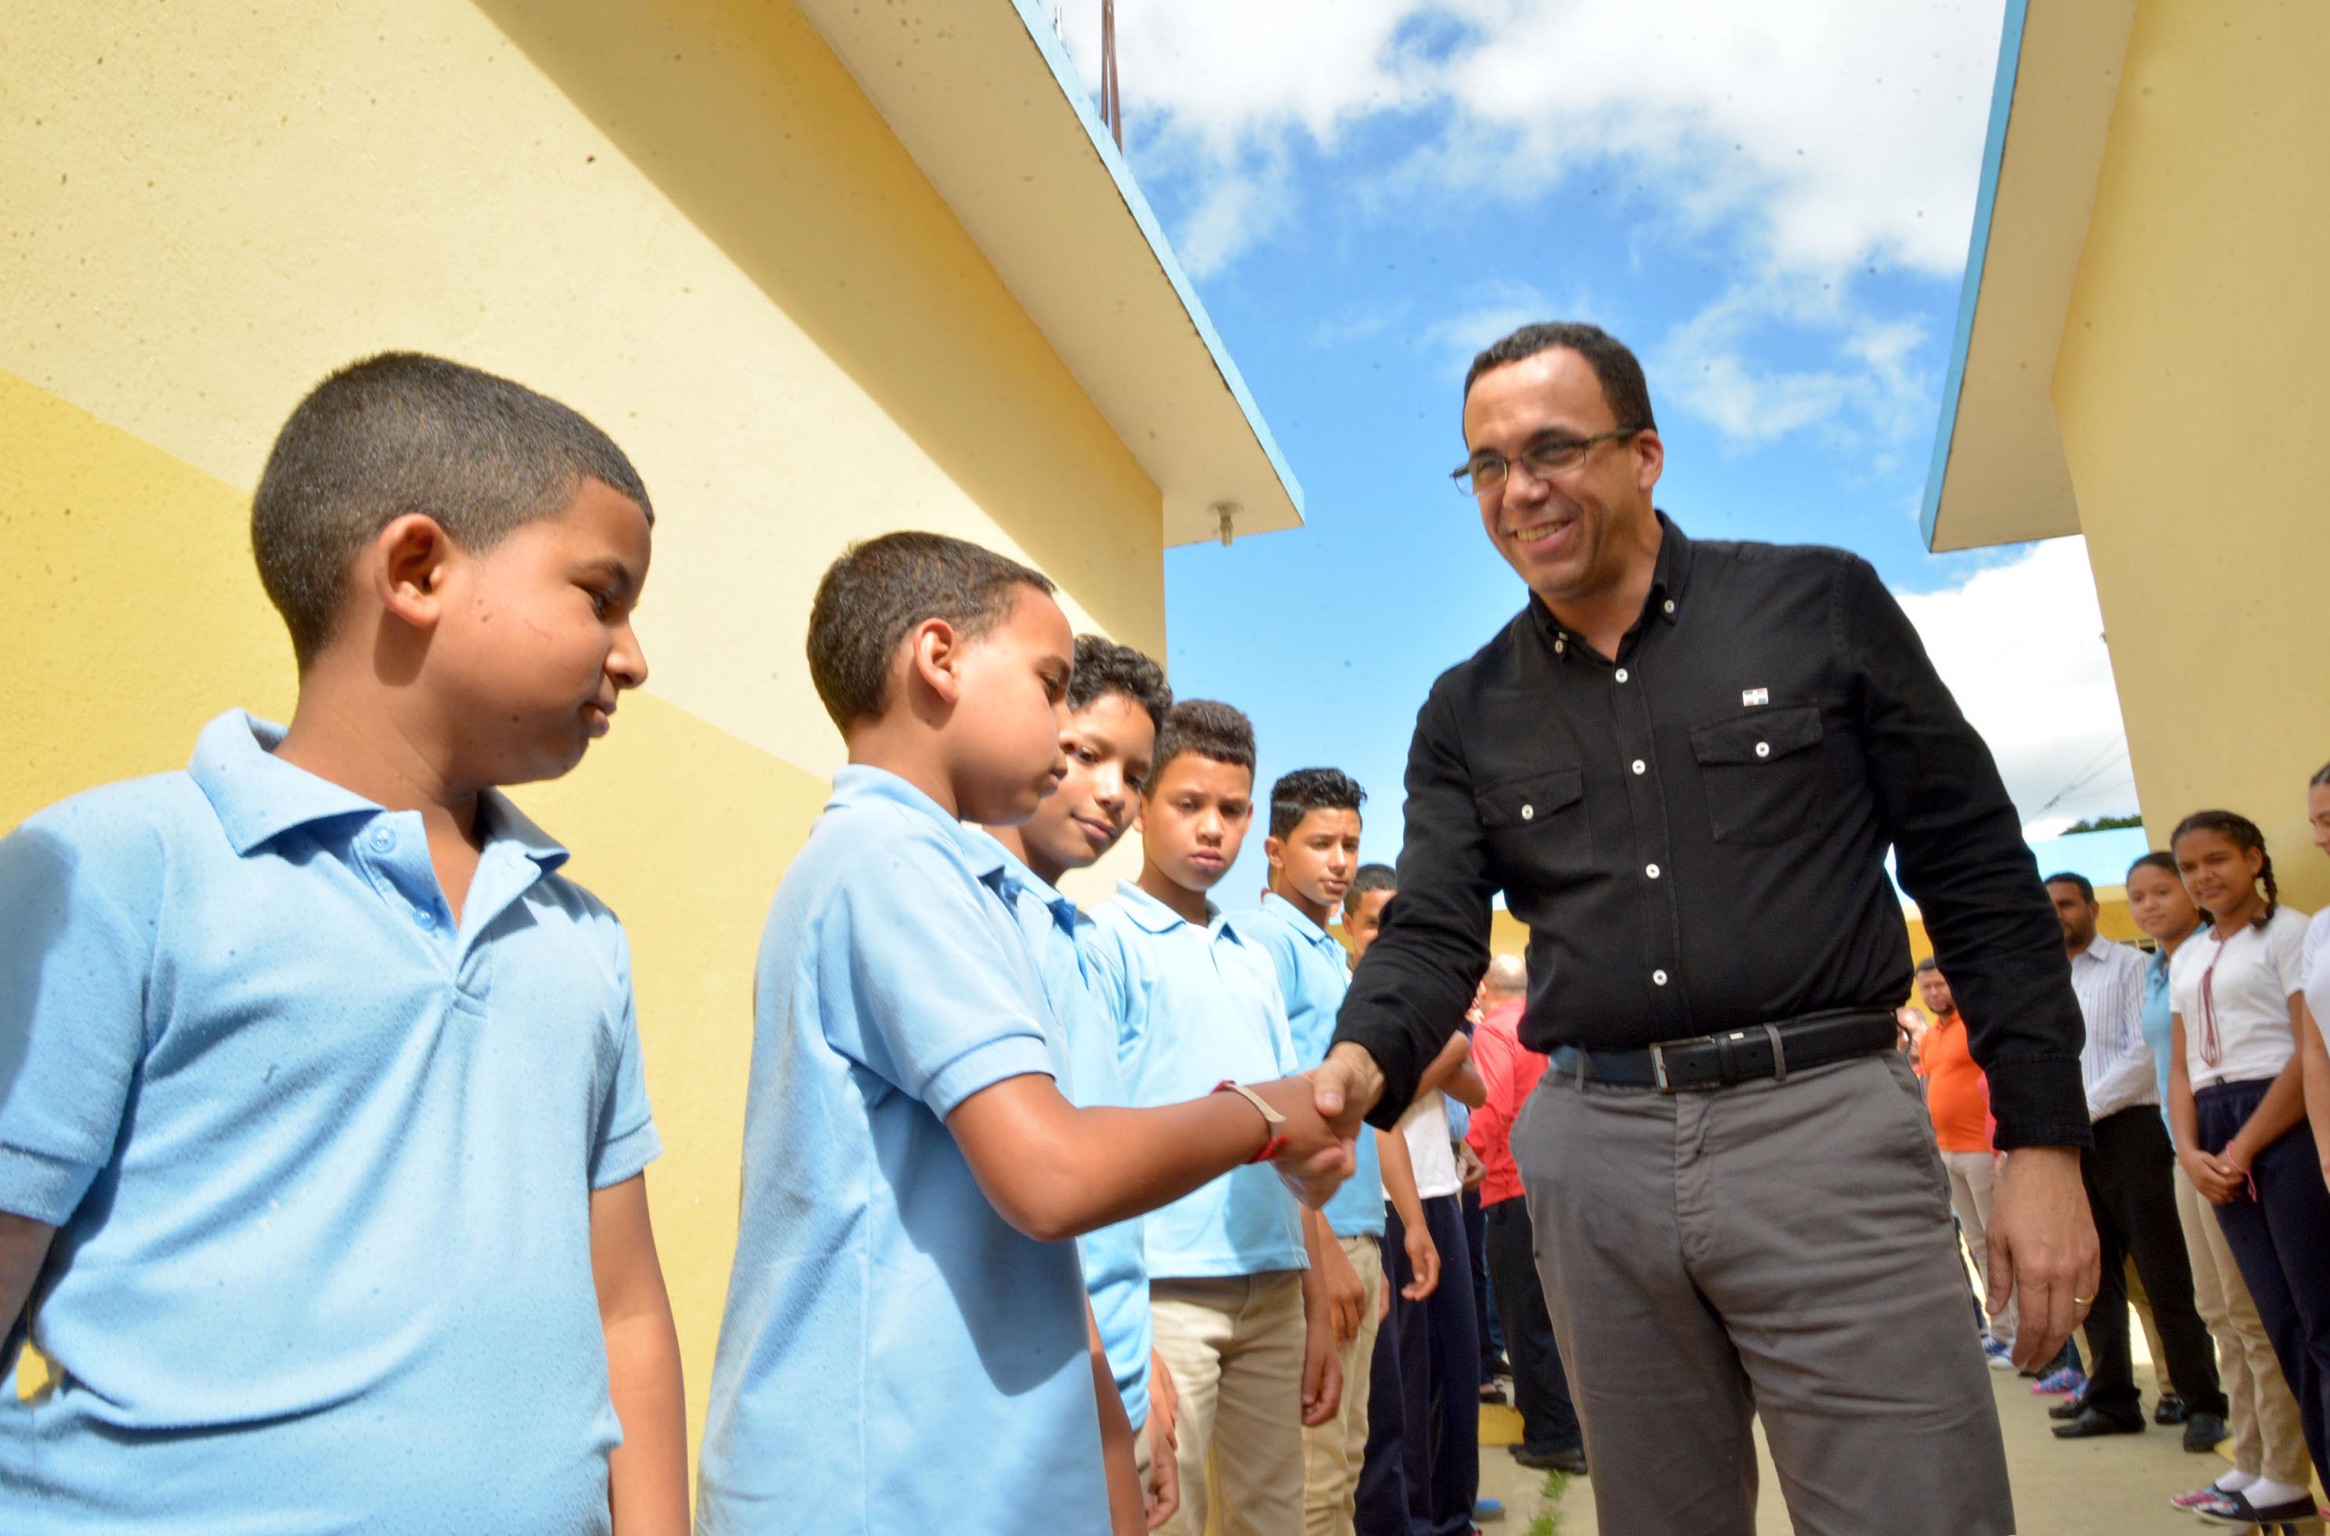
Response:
[3,0,1174,1453]
[2052,0,2330,910]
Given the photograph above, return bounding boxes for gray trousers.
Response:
[1514,1051,2014,1536]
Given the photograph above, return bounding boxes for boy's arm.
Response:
[1376,1125,1439,1302]
[1089,1301,1143,1536]
[1296,1210,1344,1428]
[946,1073,1348,1242]
[1304,1203,1366,1345]
[1411,1030,1473,1106]
[589,1176,687,1536]
[0,1214,55,1339]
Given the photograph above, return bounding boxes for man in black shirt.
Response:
[1313,322,2101,1534]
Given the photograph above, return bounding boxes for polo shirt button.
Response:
[1631,759,1646,775]
[413,907,436,929]
[1520,804,1534,821]
[1645,864,1661,879]
[368,825,395,852]
[1614,667,1629,683]
[1652,969,1669,986]
[1755,741,1771,759]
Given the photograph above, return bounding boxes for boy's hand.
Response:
[1250,1075,1355,1209]
[1455,1140,1486,1193]
[1401,1218,1441,1302]
[1318,1232,1366,1346]
[1300,1311,1344,1427]
[1149,1350,1179,1447]
[1142,1413,1181,1530]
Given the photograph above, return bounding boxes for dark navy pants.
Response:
[1357,1195,1478,1536]
[1484,1195,1583,1454]
[2197,1079,2330,1486]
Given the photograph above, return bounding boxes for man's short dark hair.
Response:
[2044,871,2097,905]
[1462,321,1657,434]
[806,532,1054,730]
[1914,956,1941,975]
[1269,768,1366,840]
[1343,862,1397,917]
[1147,700,1254,790]
[1068,635,1173,734]
[252,352,653,667]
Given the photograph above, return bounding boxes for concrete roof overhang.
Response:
[795,0,1304,548]
[1921,0,2138,553]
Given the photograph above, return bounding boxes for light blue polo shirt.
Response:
[1242,893,1385,1242]
[1083,881,1307,1278]
[965,831,1156,1431]
[697,767,1106,1536]
[0,711,661,1535]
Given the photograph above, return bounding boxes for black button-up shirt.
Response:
[1334,515,2089,1149]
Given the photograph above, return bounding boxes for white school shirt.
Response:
[1400,1089,1462,1200]
[2306,911,2330,1051]
[2171,904,2311,1091]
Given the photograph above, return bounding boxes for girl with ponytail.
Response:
[2165,809,2328,1509]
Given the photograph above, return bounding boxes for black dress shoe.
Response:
[2181,1412,2229,1452]
[2154,1392,2188,1425]
[1511,1444,1588,1474]
[2048,1391,2089,1420]
[2052,1406,2145,1439]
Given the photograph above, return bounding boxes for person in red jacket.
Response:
[1464,954,1585,1474]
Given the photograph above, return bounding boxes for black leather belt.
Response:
[1547,1009,1900,1093]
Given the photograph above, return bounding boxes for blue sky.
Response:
[1053,0,2135,905]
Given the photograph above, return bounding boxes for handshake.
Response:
[1246,1042,1388,1209]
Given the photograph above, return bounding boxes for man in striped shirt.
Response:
[2047,873,2227,1447]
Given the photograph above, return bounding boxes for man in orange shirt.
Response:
[1464,955,1585,1473]
[1916,958,2014,1367]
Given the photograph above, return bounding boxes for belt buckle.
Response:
[1649,1040,1673,1094]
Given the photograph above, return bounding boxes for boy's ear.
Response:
[905,617,967,708]
[1262,834,1287,872]
[372,513,460,632]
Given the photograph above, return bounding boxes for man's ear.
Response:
[372,514,458,632]
[906,618,966,708]
[1632,428,1665,494]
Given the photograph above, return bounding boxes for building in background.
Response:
[1923,0,2329,908]
[1,0,1300,1443]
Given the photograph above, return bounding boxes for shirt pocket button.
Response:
[1520,805,1534,821]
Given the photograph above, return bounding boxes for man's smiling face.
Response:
[1461,347,1662,609]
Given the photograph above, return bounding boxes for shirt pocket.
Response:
[1689,704,1824,846]
[1475,766,1591,884]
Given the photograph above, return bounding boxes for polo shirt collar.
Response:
[960,825,1081,932]
[1260,891,1336,948]
[828,764,1006,884]
[1526,509,1693,653]
[1112,878,1219,936]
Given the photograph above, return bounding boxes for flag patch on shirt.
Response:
[1741,687,1770,707]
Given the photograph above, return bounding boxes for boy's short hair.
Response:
[1069,635,1173,734]
[2044,870,2097,904]
[252,352,653,667]
[1268,768,1366,840]
[1343,863,1397,917]
[1147,700,1255,789]
[806,531,1054,730]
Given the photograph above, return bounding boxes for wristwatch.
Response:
[1213,1080,1289,1163]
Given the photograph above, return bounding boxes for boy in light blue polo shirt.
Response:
[697,535,1348,1536]
[979,634,1183,1527]
[0,354,687,1534]
[1240,767,1401,1536]
[1084,702,1342,1536]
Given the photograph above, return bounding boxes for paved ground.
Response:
[1483,1359,2323,1534]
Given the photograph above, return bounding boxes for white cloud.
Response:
[1055,0,2007,280]
[1652,277,1933,445]
[1892,538,2137,830]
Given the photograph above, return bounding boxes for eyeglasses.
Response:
[1451,428,1642,496]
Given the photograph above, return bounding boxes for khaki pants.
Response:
[1519,1052,2012,1536]
[1298,1235,1382,1536]
[2175,1162,2313,1483]
[1943,1149,2013,1348]
[1151,1271,1308,1536]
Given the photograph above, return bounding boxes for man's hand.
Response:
[1316,1227,1367,1346]
[1255,1074,1357,1209]
[1401,1215,1441,1302]
[1142,1412,1180,1531]
[1313,1043,1386,1139]
[1300,1312,1344,1427]
[1986,1145,2100,1372]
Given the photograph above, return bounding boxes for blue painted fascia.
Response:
[1003,0,1306,524]
[1921,0,2032,550]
